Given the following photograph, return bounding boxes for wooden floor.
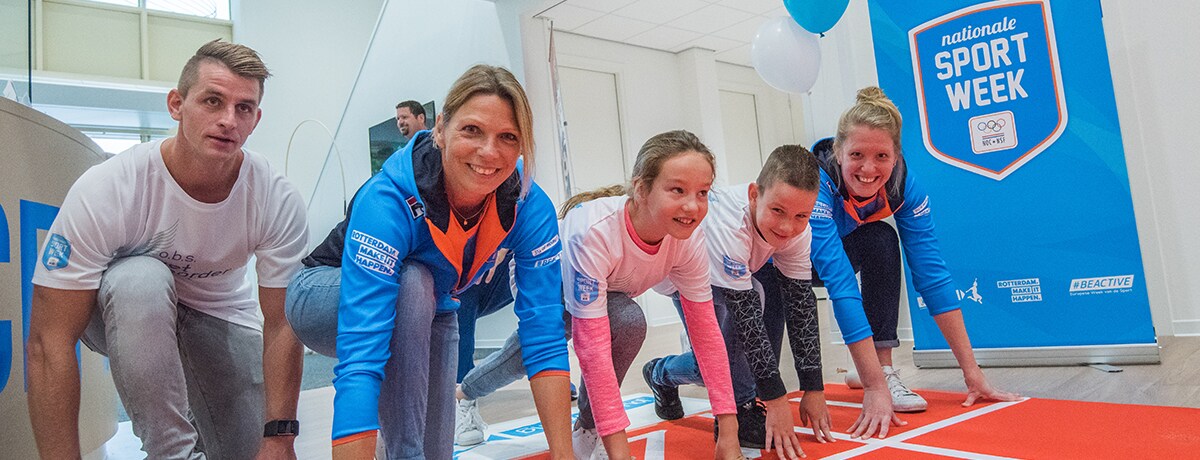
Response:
[276,323,1200,459]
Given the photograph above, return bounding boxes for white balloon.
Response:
[751,17,822,94]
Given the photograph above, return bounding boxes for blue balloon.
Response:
[784,0,850,34]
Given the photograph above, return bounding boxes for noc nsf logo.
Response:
[970,111,1017,154]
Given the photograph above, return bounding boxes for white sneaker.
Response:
[454,398,487,446]
[572,427,609,459]
[844,369,863,389]
[883,366,928,412]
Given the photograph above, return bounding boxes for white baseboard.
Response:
[1173,319,1200,337]
[913,342,1162,368]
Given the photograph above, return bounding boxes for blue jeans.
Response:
[286,262,459,460]
[458,310,572,401]
[649,287,770,406]
[454,252,516,382]
[81,256,264,460]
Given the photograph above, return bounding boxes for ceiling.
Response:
[534,0,791,67]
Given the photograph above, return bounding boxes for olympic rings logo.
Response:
[976,119,1006,132]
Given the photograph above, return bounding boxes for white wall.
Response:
[234,0,385,239]
[1099,0,1200,336]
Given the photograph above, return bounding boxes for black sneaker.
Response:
[642,359,683,420]
[714,400,767,449]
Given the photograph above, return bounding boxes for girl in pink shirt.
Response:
[562,130,742,460]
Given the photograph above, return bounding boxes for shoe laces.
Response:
[456,399,486,434]
[884,369,918,398]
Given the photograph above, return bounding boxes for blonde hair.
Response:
[440,64,536,195]
[831,87,906,196]
[178,39,270,99]
[558,185,625,218]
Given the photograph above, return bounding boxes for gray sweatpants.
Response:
[80,256,264,460]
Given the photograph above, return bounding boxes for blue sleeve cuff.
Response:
[922,284,961,316]
[331,375,382,440]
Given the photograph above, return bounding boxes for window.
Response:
[79,128,169,155]
[83,0,230,20]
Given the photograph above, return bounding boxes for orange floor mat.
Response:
[521,384,1200,459]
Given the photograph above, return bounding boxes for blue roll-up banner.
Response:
[867,0,1159,366]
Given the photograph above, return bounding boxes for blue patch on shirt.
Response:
[41,233,71,271]
[574,271,599,306]
[723,254,748,279]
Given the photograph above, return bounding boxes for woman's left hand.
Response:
[962,370,1021,406]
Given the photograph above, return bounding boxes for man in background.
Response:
[396,99,427,140]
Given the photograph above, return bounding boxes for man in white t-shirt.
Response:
[26,40,309,459]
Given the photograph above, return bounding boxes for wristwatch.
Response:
[263,419,300,437]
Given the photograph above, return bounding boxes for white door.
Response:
[719,89,765,184]
[558,66,627,194]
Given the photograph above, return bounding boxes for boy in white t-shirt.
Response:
[645,145,829,459]
[26,40,308,459]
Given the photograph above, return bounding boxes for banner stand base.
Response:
[913,342,1161,368]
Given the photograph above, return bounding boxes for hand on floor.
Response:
[799,390,834,443]
[850,387,906,439]
[764,396,805,459]
[963,371,1022,406]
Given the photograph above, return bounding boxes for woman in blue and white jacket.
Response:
[807,87,1019,417]
[284,65,573,460]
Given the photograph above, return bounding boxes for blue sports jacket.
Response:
[331,132,568,442]
[810,152,961,345]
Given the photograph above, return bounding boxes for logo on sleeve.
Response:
[574,271,599,306]
[41,233,72,271]
[406,196,425,219]
[813,201,834,220]
[533,253,560,268]
[531,235,559,257]
[350,230,399,276]
[722,255,748,279]
[911,196,931,218]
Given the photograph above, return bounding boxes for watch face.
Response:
[265,420,300,436]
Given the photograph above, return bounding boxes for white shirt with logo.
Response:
[660,183,812,295]
[33,140,309,330]
[560,196,712,319]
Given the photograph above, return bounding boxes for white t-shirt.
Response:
[33,140,309,330]
[561,196,712,319]
[659,183,812,294]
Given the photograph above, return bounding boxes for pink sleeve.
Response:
[572,315,630,436]
[679,296,736,415]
